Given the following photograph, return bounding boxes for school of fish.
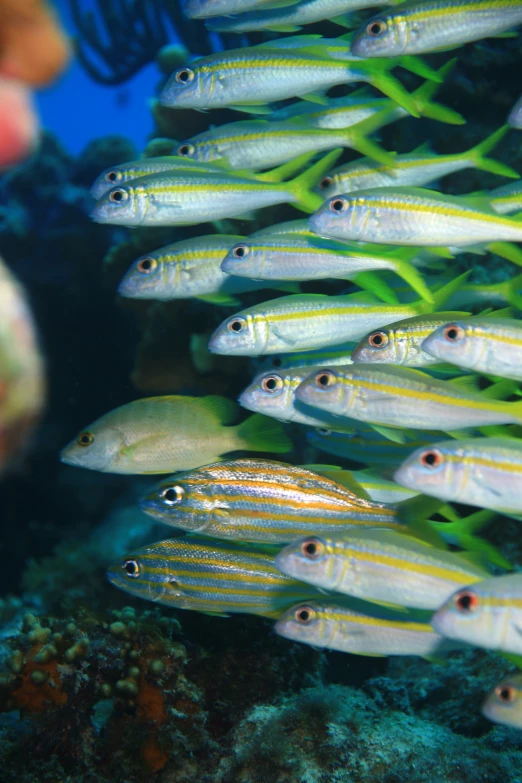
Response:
[62,0,522,731]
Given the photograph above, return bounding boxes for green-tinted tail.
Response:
[287,148,343,212]
[235,413,292,453]
[416,271,471,315]
[431,510,512,570]
[488,241,522,268]
[396,55,443,83]
[365,65,420,118]
[342,107,397,166]
[505,273,522,310]
[256,151,318,184]
[410,60,465,125]
[468,125,519,178]
[387,247,434,302]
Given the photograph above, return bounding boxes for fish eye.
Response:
[454,589,480,613]
[177,143,195,157]
[261,374,283,393]
[109,189,128,204]
[368,331,389,349]
[330,197,348,214]
[175,68,194,84]
[106,170,121,183]
[319,176,334,190]
[160,485,184,505]
[122,559,140,578]
[232,244,250,260]
[228,317,247,333]
[137,257,157,274]
[77,431,94,447]
[316,428,333,436]
[495,685,516,704]
[419,449,444,469]
[366,19,387,37]
[315,370,336,388]
[295,605,316,624]
[443,324,465,342]
[300,538,325,559]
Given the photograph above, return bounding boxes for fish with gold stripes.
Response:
[431,572,522,655]
[394,436,522,515]
[117,234,299,304]
[159,41,430,115]
[90,156,233,200]
[422,315,522,380]
[275,529,488,610]
[91,150,340,227]
[239,366,356,428]
[296,364,522,432]
[350,311,471,367]
[208,274,465,356]
[315,126,516,199]
[220,233,431,301]
[107,535,320,617]
[351,0,522,57]
[275,599,464,656]
[309,187,522,247]
[140,459,406,542]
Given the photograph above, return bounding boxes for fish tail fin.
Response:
[438,510,513,570]
[506,273,522,310]
[387,248,434,302]
[396,55,443,83]
[410,59,465,125]
[469,125,519,178]
[353,271,399,304]
[287,148,344,213]
[488,241,522,268]
[363,63,420,117]
[342,107,397,166]
[235,413,292,453]
[258,151,318,183]
[417,271,471,314]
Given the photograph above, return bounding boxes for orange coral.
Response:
[10,644,68,713]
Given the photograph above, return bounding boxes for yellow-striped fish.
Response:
[351,0,522,57]
[140,458,405,542]
[92,150,341,227]
[394,436,522,515]
[350,311,470,367]
[275,599,464,656]
[309,187,522,247]
[275,529,488,609]
[296,364,522,432]
[432,573,522,655]
[422,315,522,380]
[107,536,320,618]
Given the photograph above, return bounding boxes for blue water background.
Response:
[37,0,173,155]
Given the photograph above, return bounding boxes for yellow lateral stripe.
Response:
[341,549,481,582]
[324,609,434,632]
[199,57,348,74]
[338,375,506,412]
[401,0,521,23]
[353,196,521,227]
[464,326,522,348]
[252,304,413,323]
[443,453,522,474]
[141,566,285,584]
